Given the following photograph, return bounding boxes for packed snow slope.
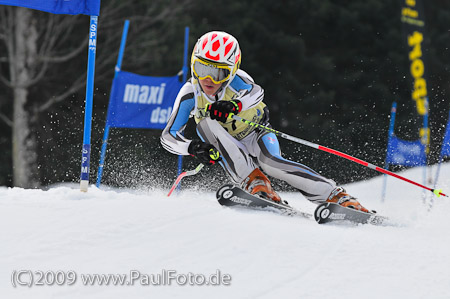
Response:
[1,163,450,299]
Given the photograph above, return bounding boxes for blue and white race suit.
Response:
[161,69,336,203]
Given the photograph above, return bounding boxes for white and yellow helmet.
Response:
[191,31,241,89]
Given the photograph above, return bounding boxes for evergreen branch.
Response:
[0,112,12,127]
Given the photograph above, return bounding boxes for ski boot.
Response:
[326,187,370,213]
[241,168,282,203]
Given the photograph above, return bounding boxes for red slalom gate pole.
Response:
[167,163,204,197]
[230,114,448,198]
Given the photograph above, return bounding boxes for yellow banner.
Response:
[401,0,427,117]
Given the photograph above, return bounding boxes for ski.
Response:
[216,184,393,226]
[314,202,390,226]
[216,184,312,219]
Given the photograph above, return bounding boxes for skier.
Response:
[161,31,369,213]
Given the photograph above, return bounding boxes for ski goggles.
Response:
[192,58,232,84]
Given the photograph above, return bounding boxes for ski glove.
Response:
[188,140,222,165]
[207,100,242,123]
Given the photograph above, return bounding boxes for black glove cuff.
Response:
[188,139,202,156]
[187,139,221,165]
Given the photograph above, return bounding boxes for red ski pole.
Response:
[229,113,448,198]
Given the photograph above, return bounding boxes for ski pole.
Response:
[167,163,204,197]
[228,113,448,198]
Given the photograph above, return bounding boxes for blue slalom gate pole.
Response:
[80,16,99,192]
[434,108,450,188]
[176,26,189,188]
[96,20,130,188]
[381,102,397,202]
[432,108,450,207]
[432,154,444,209]
[422,97,429,202]
[182,27,189,85]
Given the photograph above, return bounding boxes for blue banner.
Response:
[440,120,450,158]
[386,136,426,166]
[107,71,182,130]
[0,0,100,15]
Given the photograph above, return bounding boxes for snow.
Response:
[1,163,450,299]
